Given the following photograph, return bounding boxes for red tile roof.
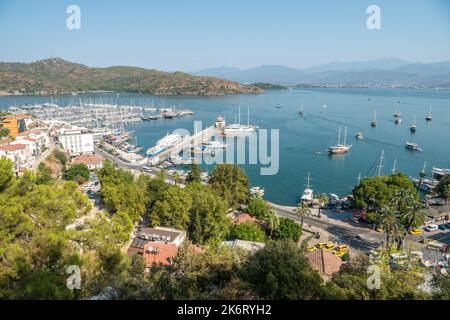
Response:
[143,242,179,267]
[18,129,42,136]
[21,137,37,142]
[307,248,343,277]
[0,144,26,151]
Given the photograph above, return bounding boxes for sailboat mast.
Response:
[238,105,241,125]
[377,150,385,176]
[392,159,397,174]
[337,127,341,145]
[343,126,347,146]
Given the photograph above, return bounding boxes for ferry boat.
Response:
[146,133,183,157]
[426,106,432,121]
[405,142,420,151]
[329,126,352,154]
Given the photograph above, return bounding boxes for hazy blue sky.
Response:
[0,0,449,71]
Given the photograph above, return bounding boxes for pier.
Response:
[150,126,219,165]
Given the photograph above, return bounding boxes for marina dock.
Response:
[149,126,219,165]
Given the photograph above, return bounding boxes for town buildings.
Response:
[57,127,94,156]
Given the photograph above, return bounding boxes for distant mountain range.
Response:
[192,58,450,88]
[0,58,263,96]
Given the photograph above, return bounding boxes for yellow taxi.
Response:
[324,243,336,251]
[307,246,317,253]
[333,251,346,257]
[409,228,422,236]
[316,242,328,249]
[336,245,348,252]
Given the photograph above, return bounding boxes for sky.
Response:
[0,0,449,71]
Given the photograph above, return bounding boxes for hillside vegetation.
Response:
[0,58,263,96]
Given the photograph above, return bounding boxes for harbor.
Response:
[2,87,450,205]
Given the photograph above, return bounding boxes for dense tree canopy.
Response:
[229,222,266,242]
[63,164,90,184]
[209,164,249,209]
[187,183,231,245]
[239,240,327,299]
[150,186,193,229]
[271,217,302,242]
[352,173,417,212]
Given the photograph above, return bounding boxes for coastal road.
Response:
[269,202,384,253]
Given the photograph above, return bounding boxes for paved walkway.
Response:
[31,143,55,170]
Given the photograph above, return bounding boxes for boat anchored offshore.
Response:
[426,106,432,121]
[329,126,352,154]
[395,117,402,124]
[410,117,417,133]
[355,132,363,140]
[275,103,282,109]
[299,104,305,117]
[405,142,421,151]
[371,110,377,127]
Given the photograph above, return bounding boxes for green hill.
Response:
[0,58,263,96]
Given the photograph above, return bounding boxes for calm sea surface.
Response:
[1,88,449,205]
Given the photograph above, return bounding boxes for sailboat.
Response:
[299,104,304,116]
[223,106,258,135]
[371,110,377,127]
[410,116,417,133]
[426,106,432,121]
[300,172,313,204]
[329,126,352,154]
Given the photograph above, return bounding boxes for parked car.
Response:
[409,228,423,236]
[424,224,439,232]
[445,223,450,230]
[438,224,447,231]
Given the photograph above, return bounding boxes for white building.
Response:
[0,143,34,175]
[17,129,51,147]
[57,127,94,156]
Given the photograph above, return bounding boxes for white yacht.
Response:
[329,126,352,154]
[223,106,258,135]
[146,133,183,157]
[300,173,314,204]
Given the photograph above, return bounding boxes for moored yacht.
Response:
[300,173,314,205]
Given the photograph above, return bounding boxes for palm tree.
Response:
[172,172,181,186]
[402,201,426,233]
[391,189,416,214]
[378,207,403,254]
[316,193,329,219]
[444,185,450,205]
[296,203,311,228]
[264,209,280,236]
